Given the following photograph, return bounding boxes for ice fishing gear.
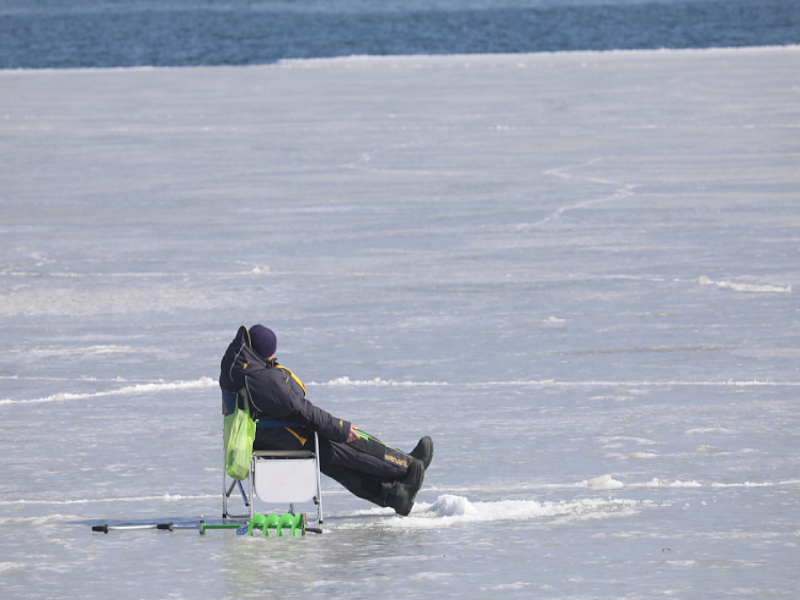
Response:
[91,522,199,533]
[199,513,319,536]
[198,521,242,534]
[91,514,321,536]
[248,512,305,537]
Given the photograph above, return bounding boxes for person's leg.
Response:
[318,436,419,506]
[319,462,398,507]
[319,437,428,513]
[354,432,434,471]
[323,435,410,479]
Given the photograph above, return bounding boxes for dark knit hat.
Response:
[250,324,277,359]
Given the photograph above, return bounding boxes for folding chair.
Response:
[221,392,323,528]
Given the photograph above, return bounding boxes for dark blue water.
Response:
[1,0,799,69]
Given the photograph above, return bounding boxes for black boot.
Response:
[390,459,425,517]
[409,436,434,469]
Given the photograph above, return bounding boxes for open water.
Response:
[1,0,800,68]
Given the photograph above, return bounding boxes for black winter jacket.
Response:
[219,326,351,445]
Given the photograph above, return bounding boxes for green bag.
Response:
[223,391,257,481]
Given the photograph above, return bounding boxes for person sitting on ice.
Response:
[219,324,433,516]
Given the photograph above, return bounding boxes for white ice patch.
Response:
[711,481,774,488]
[620,452,659,460]
[539,316,566,324]
[0,376,216,405]
[427,494,480,517]
[696,275,791,293]
[695,445,723,453]
[586,474,624,489]
[370,494,642,529]
[480,582,532,592]
[669,480,703,488]
[686,427,738,435]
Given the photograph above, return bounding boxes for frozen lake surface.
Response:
[1,47,799,598]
